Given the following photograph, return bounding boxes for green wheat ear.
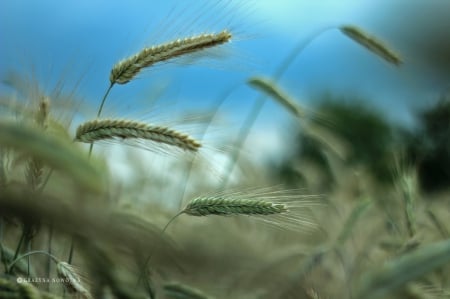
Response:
[176,188,321,231]
[248,76,304,118]
[183,197,288,216]
[340,25,403,66]
[354,239,450,299]
[75,118,201,152]
[164,282,214,299]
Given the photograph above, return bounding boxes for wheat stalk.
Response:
[110,30,232,85]
[75,119,201,152]
[340,25,402,66]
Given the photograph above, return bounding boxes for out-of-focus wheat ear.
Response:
[75,119,201,152]
[306,287,322,299]
[336,197,372,245]
[248,77,304,118]
[404,283,449,299]
[110,30,232,85]
[0,277,20,297]
[0,120,104,193]
[26,96,51,190]
[164,282,214,299]
[340,25,403,66]
[354,239,450,299]
[17,281,42,299]
[57,261,92,299]
[398,169,418,238]
[35,96,50,128]
[182,197,288,216]
[0,277,61,299]
[0,277,42,299]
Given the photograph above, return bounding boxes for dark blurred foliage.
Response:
[276,93,450,194]
[314,97,395,180]
[276,95,395,190]
[403,95,450,193]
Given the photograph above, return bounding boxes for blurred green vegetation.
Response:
[403,95,450,193]
[276,93,450,195]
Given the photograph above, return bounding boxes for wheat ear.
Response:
[75,119,201,152]
[57,261,92,299]
[164,282,213,299]
[340,25,402,66]
[182,197,288,216]
[179,189,321,231]
[110,30,232,85]
[26,96,50,190]
[248,77,304,118]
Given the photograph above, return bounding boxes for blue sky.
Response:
[1,0,449,131]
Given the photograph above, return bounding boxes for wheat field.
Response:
[0,2,449,299]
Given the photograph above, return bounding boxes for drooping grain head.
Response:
[110,30,232,85]
[36,96,50,128]
[341,25,403,66]
[57,261,93,299]
[248,77,304,118]
[74,118,201,152]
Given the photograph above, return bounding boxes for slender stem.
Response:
[12,231,25,263]
[177,86,237,209]
[68,83,114,264]
[219,96,265,189]
[137,211,184,294]
[0,219,7,272]
[46,225,53,290]
[88,83,115,156]
[8,250,59,273]
[220,27,333,189]
[26,239,31,276]
[68,237,75,264]
[97,83,114,118]
[38,169,54,193]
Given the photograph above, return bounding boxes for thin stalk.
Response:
[0,219,6,272]
[137,211,185,296]
[219,27,333,188]
[68,237,75,264]
[26,239,31,276]
[46,225,53,291]
[38,169,53,193]
[177,86,237,209]
[8,250,59,273]
[12,230,25,264]
[97,83,114,118]
[88,83,114,156]
[68,83,114,264]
